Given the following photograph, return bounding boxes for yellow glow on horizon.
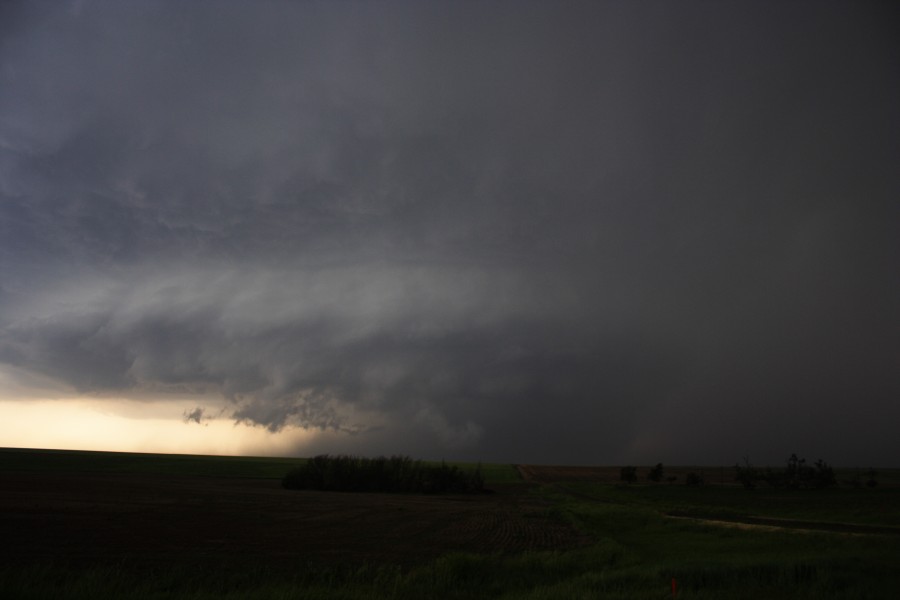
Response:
[0,398,317,457]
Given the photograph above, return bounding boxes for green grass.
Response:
[532,484,900,599]
[557,481,900,527]
[4,528,898,599]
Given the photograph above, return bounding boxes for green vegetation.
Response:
[4,483,899,599]
[647,462,664,482]
[537,485,900,600]
[558,480,900,528]
[282,454,485,493]
[735,454,837,490]
[3,448,900,598]
[685,471,704,486]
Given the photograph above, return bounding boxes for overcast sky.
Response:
[1,0,898,466]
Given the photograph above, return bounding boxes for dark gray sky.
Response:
[1,0,898,465]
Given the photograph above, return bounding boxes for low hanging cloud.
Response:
[1,1,899,465]
[0,260,686,461]
[182,406,207,426]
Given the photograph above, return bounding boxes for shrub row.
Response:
[619,464,704,486]
[735,454,837,489]
[282,454,485,494]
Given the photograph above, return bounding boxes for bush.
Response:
[737,454,838,490]
[811,459,836,488]
[764,454,836,489]
[620,466,637,483]
[647,463,664,483]
[866,468,878,488]
[734,457,759,490]
[685,472,704,487]
[282,455,485,494]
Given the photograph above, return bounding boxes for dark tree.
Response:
[811,459,836,489]
[734,456,759,490]
[866,468,879,488]
[756,454,837,489]
[620,466,637,483]
[282,455,485,494]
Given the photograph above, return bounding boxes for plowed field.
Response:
[0,471,588,570]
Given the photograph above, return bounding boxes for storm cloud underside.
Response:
[1,1,898,465]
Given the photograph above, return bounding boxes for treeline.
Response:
[619,464,704,486]
[735,454,840,490]
[282,454,485,494]
[618,454,870,490]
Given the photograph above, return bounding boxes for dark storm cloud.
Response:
[1,1,898,464]
[183,406,206,426]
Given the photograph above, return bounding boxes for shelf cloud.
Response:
[1,1,898,465]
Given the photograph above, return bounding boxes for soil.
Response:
[0,471,588,570]
[665,511,900,536]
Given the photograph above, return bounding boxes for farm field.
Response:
[0,447,303,479]
[1,448,899,599]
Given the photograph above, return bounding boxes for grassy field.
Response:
[559,480,900,528]
[2,448,899,599]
